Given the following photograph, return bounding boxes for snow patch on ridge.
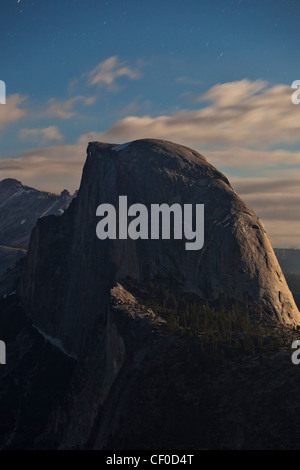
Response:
[40,200,60,218]
[111,142,132,152]
[33,324,78,360]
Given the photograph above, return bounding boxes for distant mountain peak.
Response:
[0,178,23,188]
[0,179,74,266]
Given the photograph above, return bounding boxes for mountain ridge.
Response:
[0,178,73,276]
[18,138,300,362]
[1,138,299,449]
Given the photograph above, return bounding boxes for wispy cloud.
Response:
[97,79,300,148]
[20,126,64,144]
[43,95,96,119]
[197,79,267,107]
[0,94,27,127]
[205,147,300,173]
[0,144,86,193]
[231,175,300,247]
[87,56,141,88]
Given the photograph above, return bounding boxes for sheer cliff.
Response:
[1,138,298,449]
[19,139,300,361]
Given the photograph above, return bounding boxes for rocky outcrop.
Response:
[1,138,300,450]
[0,178,72,249]
[0,178,73,276]
[0,245,26,277]
[19,140,300,361]
[3,289,300,450]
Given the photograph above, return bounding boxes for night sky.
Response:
[0,0,300,247]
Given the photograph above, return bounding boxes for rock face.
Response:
[19,139,300,359]
[0,245,26,277]
[1,138,299,450]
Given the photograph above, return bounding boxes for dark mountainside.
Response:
[1,139,300,450]
[0,178,73,276]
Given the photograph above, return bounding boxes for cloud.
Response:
[230,176,300,196]
[0,94,27,127]
[0,144,86,193]
[204,147,300,173]
[231,175,300,223]
[197,79,267,107]
[43,95,96,119]
[96,79,300,149]
[258,220,300,248]
[230,176,300,248]
[87,56,141,88]
[20,126,64,143]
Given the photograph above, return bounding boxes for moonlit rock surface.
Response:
[111,141,133,152]
[19,139,300,361]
